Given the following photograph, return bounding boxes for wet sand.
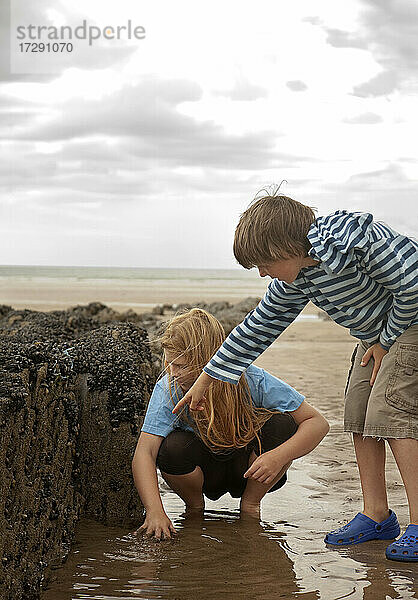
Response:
[41,322,416,599]
[3,279,416,599]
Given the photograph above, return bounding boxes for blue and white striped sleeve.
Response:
[361,224,418,350]
[309,211,418,350]
[203,279,308,384]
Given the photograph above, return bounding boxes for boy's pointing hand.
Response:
[360,343,388,386]
[172,371,213,414]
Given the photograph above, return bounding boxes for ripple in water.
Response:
[43,509,320,600]
[42,494,417,600]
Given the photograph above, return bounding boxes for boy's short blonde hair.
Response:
[233,192,316,268]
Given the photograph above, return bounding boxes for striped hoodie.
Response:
[204,210,418,384]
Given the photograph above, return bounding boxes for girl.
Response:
[132,308,329,539]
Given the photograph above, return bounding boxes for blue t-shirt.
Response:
[141,364,305,438]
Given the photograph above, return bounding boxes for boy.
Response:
[173,193,418,562]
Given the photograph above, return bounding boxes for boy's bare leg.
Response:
[353,433,390,522]
[161,467,205,511]
[240,451,291,518]
[388,438,418,524]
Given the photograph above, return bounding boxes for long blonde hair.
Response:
[159,308,273,452]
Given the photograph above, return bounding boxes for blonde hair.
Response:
[234,189,316,269]
[160,308,273,452]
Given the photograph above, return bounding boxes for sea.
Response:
[0,265,320,319]
[0,264,262,283]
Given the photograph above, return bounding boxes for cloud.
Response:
[1,0,138,83]
[0,109,42,128]
[0,93,47,136]
[352,70,399,98]
[302,16,321,26]
[6,75,296,172]
[342,111,383,124]
[0,70,313,215]
[311,0,418,96]
[1,1,415,269]
[344,163,413,190]
[9,76,203,142]
[0,0,53,83]
[344,164,417,237]
[2,163,415,269]
[286,80,308,92]
[304,163,417,239]
[325,28,367,49]
[216,78,268,101]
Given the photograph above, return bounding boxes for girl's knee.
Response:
[157,430,199,474]
[257,413,298,453]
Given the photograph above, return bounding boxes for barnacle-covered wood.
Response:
[0,305,154,600]
[0,298,260,600]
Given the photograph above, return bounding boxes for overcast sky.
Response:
[1,0,417,268]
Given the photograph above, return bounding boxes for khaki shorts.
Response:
[344,325,418,439]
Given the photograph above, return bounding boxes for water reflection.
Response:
[43,510,319,600]
[324,543,417,600]
[136,510,318,600]
[42,503,417,600]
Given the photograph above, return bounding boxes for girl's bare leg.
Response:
[161,467,205,511]
[240,451,291,518]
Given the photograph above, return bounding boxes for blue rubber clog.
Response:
[325,510,400,546]
[385,524,418,562]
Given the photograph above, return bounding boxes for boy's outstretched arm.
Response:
[172,371,213,413]
[173,280,308,413]
[205,280,308,385]
[244,401,329,485]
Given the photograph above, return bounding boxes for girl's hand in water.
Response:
[135,510,177,540]
[243,450,287,485]
[172,372,213,414]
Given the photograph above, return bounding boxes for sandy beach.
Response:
[0,267,270,311]
[2,269,416,599]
